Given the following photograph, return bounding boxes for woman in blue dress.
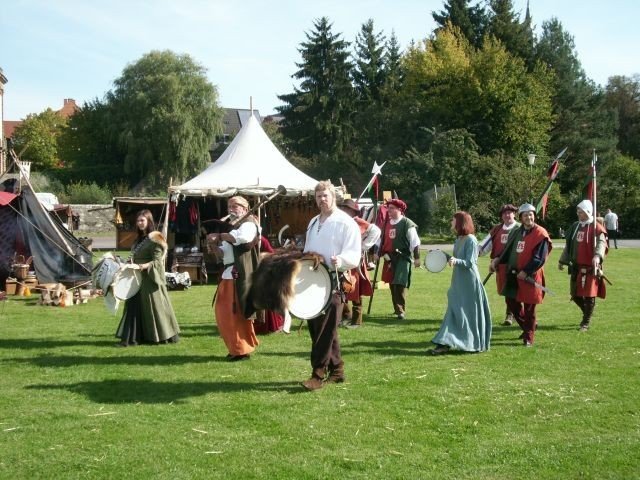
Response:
[429,211,492,355]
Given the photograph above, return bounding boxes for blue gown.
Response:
[431,235,492,352]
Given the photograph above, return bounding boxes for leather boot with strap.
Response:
[302,367,326,391]
[580,297,596,331]
[350,302,363,326]
[326,361,345,384]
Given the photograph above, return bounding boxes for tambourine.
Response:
[424,249,451,273]
[113,265,143,300]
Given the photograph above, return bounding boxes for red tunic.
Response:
[489,223,513,294]
[345,217,373,301]
[511,225,552,304]
[573,222,607,298]
[380,222,395,256]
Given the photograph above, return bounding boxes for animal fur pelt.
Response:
[247,250,324,315]
[148,231,167,251]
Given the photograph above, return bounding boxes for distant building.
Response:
[57,98,78,118]
[2,98,79,144]
[210,108,261,161]
[263,113,283,124]
[2,120,20,140]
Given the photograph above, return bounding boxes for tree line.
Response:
[10,0,640,235]
[275,1,640,235]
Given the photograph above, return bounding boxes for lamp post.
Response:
[527,153,536,203]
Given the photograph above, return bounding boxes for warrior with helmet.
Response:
[490,203,552,346]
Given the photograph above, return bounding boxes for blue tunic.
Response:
[431,235,492,352]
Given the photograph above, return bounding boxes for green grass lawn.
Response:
[1,248,638,479]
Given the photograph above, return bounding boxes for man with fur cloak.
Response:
[301,181,361,390]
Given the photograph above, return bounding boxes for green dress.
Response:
[116,232,180,345]
[431,235,492,352]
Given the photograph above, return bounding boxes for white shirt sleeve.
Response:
[477,235,492,257]
[336,220,362,270]
[407,226,420,251]
[362,223,381,250]
[229,221,259,245]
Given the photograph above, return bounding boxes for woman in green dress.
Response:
[116,210,180,346]
[429,211,492,355]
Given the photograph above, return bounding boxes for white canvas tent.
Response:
[169,114,317,197]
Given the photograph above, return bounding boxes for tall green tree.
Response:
[534,18,617,191]
[353,19,386,102]
[384,128,528,232]
[382,30,404,97]
[471,36,553,157]
[605,75,640,159]
[107,50,223,188]
[432,0,487,49]
[400,26,553,159]
[350,19,392,181]
[277,17,355,179]
[57,99,124,185]
[486,0,535,67]
[597,153,640,236]
[11,109,67,169]
[369,31,406,164]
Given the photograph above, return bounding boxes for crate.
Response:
[175,265,200,282]
[5,279,17,295]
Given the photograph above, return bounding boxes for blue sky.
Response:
[2,0,639,120]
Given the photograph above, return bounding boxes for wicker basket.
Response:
[12,255,32,280]
[13,264,29,280]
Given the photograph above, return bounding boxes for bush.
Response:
[27,172,67,199]
[59,181,112,204]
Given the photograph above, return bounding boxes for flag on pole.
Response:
[535,147,567,219]
[367,175,379,201]
[582,160,596,203]
[357,161,386,201]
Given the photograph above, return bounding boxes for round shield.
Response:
[93,257,121,291]
[288,260,333,320]
[424,250,449,273]
[113,265,142,300]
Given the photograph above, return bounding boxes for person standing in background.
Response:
[478,204,520,326]
[603,208,619,249]
[337,198,381,329]
[374,199,421,320]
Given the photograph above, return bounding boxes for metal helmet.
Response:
[518,203,536,216]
